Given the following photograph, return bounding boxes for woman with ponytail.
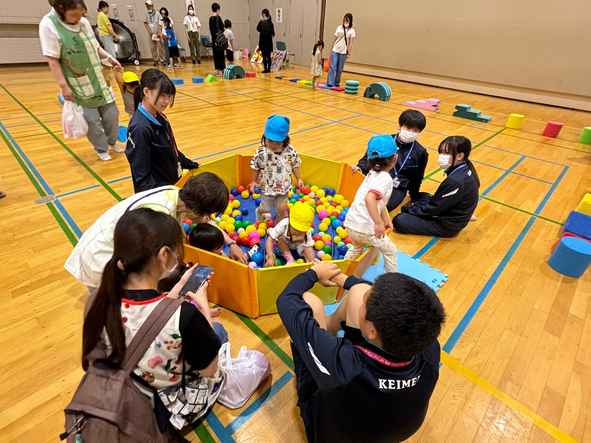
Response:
[83,207,224,433]
[393,135,480,237]
[126,68,199,193]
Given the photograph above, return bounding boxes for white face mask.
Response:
[398,129,418,143]
[437,154,452,169]
[189,10,194,15]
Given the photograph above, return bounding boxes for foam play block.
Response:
[245,72,256,78]
[364,253,448,291]
[564,211,591,240]
[171,78,184,85]
[505,113,525,129]
[580,127,591,145]
[298,80,313,86]
[453,105,492,123]
[205,74,218,83]
[192,76,204,84]
[363,82,391,101]
[289,78,301,83]
[456,104,471,111]
[576,193,591,216]
[404,98,440,112]
[345,80,360,86]
[331,86,345,92]
[223,64,246,80]
[117,126,128,143]
[542,121,563,138]
[549,236,591,277]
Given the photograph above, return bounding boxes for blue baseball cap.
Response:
[367,135,399,160]
[264,115,290,142]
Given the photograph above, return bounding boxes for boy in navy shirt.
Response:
[277,262,445,443]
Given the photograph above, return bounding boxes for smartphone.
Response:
[180,265,213,297]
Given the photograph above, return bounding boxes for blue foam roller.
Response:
[564,211,591,239]
[118,126,128,142]
[171,78,184,85]
[192,76,204,84]
[549,236,591,277]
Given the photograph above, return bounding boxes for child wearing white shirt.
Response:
[344,135,399,272]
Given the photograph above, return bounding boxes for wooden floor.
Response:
[0,60,590,443]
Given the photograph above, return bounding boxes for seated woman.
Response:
[393,136,479,237]
[82,208,222,437]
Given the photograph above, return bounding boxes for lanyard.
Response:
[355,346,413,368]
[394,136,414,177]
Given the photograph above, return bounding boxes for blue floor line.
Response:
[0,122,82,237]
[443,164,569,353]
[481,155,526,196]
[205,410,235,443]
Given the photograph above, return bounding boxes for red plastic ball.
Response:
[302,186,311,195]
[344,237,352,244]
[249,237,260,247]
[267,219,274,228]
[237,185,245,193]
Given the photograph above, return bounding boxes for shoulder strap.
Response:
[123,297,183,373]
[124,187,174,215]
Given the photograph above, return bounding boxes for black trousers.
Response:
[213,47,226,70]
[261,49,272,72]
[393,213,461,237]
[387,188,407,212]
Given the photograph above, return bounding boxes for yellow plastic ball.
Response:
[317,189,325,198]
[246,225,256,233]
[311,185,319,192]
[232,209,241,217]
[253,193,261,199]
[322,254,332,261]
[221,214,229,221]
[333,236,341,243]
[227,217,235,225]
[288,191,293,198]
[314,240,324,250]
[258,228,267,237]
[224,207,232,215]
[218,222,227,231]
[342,200,350,208]
[241,190,250,199]
[259,222,267,229]
[232,200,241,209]
[239,231,248,239]
[317,205,325,213]
[334,194,344,203]
[322,234,332,243]
[336,205,343,213]
[226,224,235,233]
[296,258,305,264]
[319,224,328,232]
[340,228,348,238]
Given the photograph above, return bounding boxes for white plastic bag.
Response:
[62,101,88,139]
[217,342,270,409]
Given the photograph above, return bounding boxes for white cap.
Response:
[145,0,153,5]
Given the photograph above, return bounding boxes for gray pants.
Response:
[187,31,201,62]
[82,101,119,154]
[99,35,117,58]
[256,194,288,221]
[150,38,163,63]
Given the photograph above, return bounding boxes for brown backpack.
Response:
[60,297,183,442]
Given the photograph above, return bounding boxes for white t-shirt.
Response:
[39,13,99,58]
[183,14,201,33]
[224,29,235,50]
[268,218,314,255]
[64,186,180,287]
[332,25,356,55]
[344,171,393,235]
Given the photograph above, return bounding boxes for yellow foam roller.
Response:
[576,193,591,216]
[505,113,525,129]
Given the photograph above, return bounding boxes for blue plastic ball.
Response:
[255,198,262,206]
[235,215,243,222]
[182,223,191,234]
[252,251,264,265]
[231,188,240,196]
[331,219,342,228]
[338,213,346,221]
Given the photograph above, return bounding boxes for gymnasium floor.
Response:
[0,61,590,443]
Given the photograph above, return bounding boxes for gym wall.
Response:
[0,0,250,65]
[323,0,591,110]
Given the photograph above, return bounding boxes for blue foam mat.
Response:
[324,253,448,315]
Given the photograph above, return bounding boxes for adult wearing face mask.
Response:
[256,9,275,73]
[393,136,480,237]
[355,110,428,211]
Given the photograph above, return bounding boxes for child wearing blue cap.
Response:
[344,135,399,272]
[250,115,303,222]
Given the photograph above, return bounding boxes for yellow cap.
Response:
[122,71,140,84]
[289,202,315,232]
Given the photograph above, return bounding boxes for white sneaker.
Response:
[109,142,125,153]
[97,152,112,161]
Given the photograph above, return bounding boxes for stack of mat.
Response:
[222,64,246,80]
[345,80,360,95]
[453,104,492,123]
[363,82,392,101]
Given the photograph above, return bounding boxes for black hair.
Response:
[261,135,290,148]
[343,12,353,28]
[187,4,194,13]
[98,0,108,10]
[134,68,176,111]
[162,16,172,28]
[223,19,232,28]
[399,109,426,132]
[312,40,324,55]
[261,8,270,19]
[189,223,225,252]
[179,172,229,216]
[366,273,445,360]
[159,7,169,16]
[212,2,220,12]
[52,0,87,19]
[438,136,480,186]
[82,208,184,369]
[368,155,396,172]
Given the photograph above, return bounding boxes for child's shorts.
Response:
[257,194,288,220]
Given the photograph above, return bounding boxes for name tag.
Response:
[392,177,401,189]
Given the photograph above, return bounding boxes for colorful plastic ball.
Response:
[332,219,342,229]
[230,232,239,241]
[342,200,350,208]
[313,234,322,241]
[229,194,235,201]
[253,193,261,199]
[243,221,251,228]
[232,200,241,208]
[248,238,260,247]
[319,224,328,232]
[239,231,248,239]
[182,223,191,234]
[246,225,256,234]
[317,251,325,258]
[252,252,264,265]
[320,234,330,242]
[241,190,250,199]
[275,258,284,266]
[338,213,346,222]
[226,224,235,233]
[232,209,241,217]
[338,244,348,256]
[316,189,325,198]
[322,254,332,261]
[318,210,329,219]
[234,215,243,222]
[248,231,260,240]
[255,198,262,206]
[248,261,258,269]
[314,240,325,250]
[344,237,352,244]
[323,245,332,254]
[235,221,243,229]
[266,220,274,228]
[231,188,240,196]
[237,185,245,193]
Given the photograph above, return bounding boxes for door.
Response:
[287,0,320,66]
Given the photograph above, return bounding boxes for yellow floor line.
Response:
[441,352,577,443]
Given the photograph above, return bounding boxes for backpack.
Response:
[60,297,184,442]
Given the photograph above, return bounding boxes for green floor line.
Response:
[0,83,123,202]
[194,422,217,443]
[0,125,78,246]
[235,313,295,370]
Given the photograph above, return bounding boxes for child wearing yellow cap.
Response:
[265,202,316,267]
[117,71,140,116]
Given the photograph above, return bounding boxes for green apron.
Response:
[49,11,114,108]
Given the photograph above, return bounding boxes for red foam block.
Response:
[542,121,563,138]
[245,72,256,78]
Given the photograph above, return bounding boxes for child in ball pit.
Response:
[265,202,316,267]
[250,115,303,223]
